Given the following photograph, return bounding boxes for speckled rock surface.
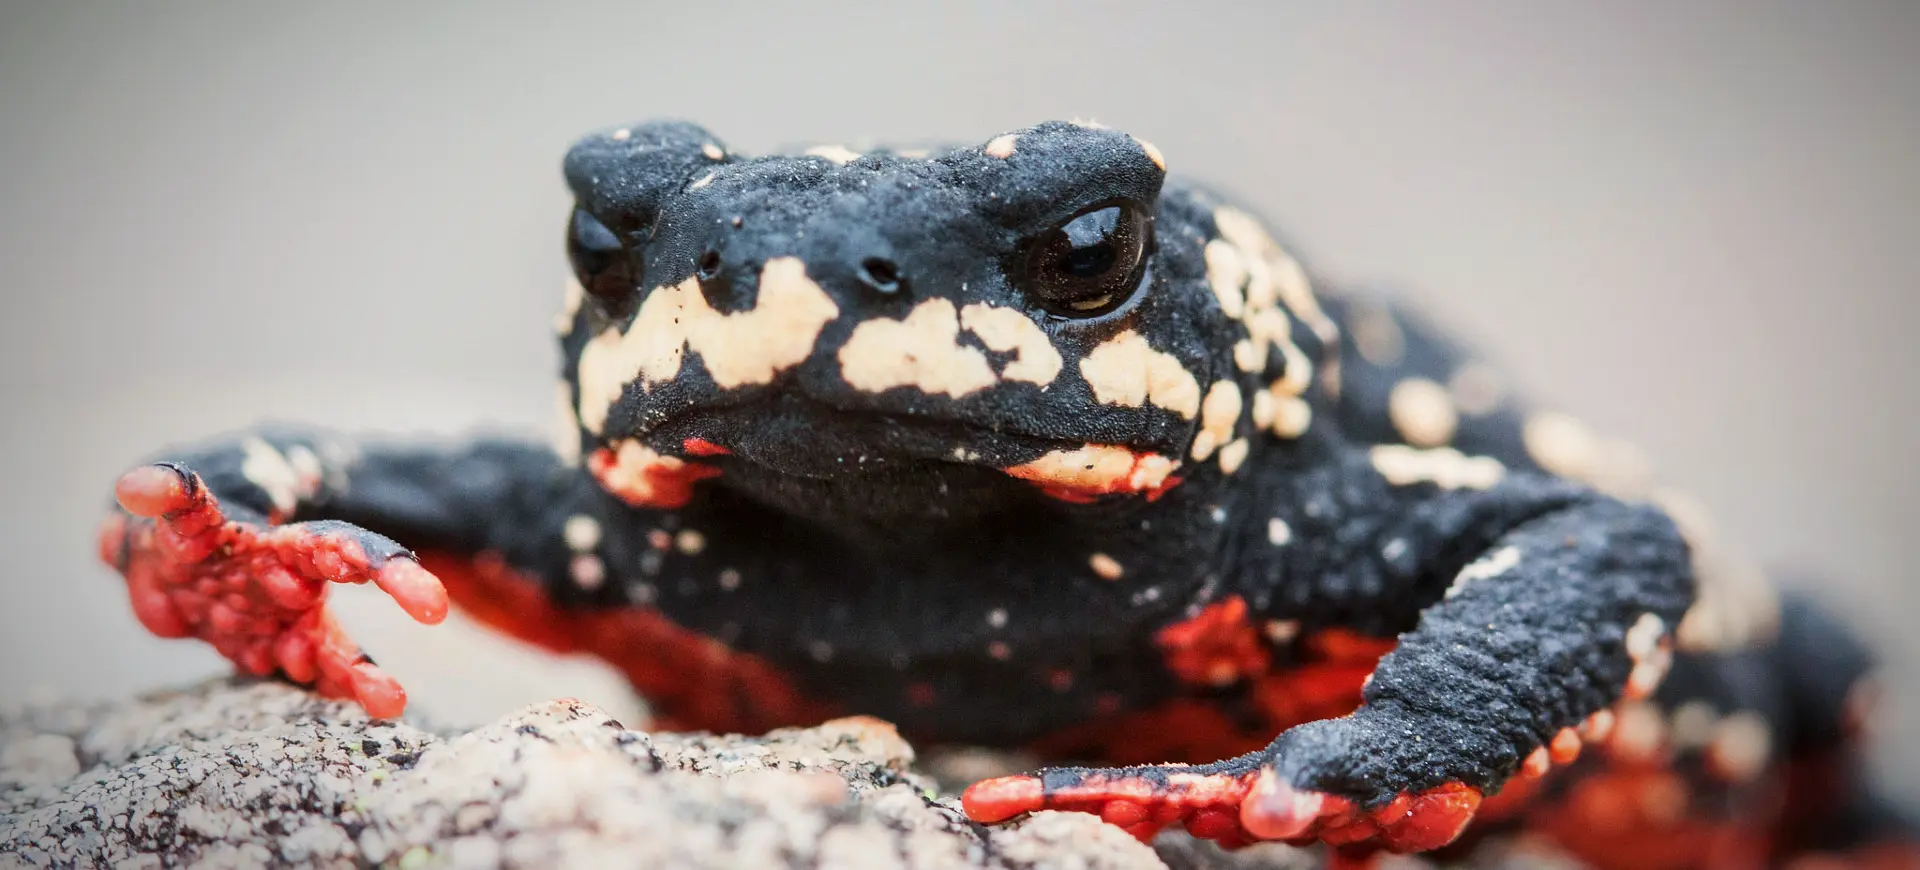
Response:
[0,679,1553,869]
[0,678,1177,869]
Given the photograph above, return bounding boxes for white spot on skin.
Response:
[700,142,725,161]
[569,554,605,590]
[240,438,305,516]
[1579,709,1617,743]
[1079,330,1202,419]
[1369,444,1505,490]
[1626,613,1667,661]
[1191,381,1243,461]
[987,608,1008,629]
[675,529,706,556]
[983,134,1018,159]
[1351,304,1405,366]
[804,144,860,164]
[315,440,356,493]
[1217,438,1251,474]
[610,128,631,141]
[1610,701,1667,763]
[1669,700,1719,749]
[563,515,603,552]
[1707,711,1772,783]
[1250,389,1276,429]
[1211,206,1341,378]
[687,172,716,191]
[838,299,996,398]
[1269,337,1314,398]
[285,445,322,487]
[1267,518,1292,546]
[553,383,582,467]
[1204,240,1246,319]
[574,257,840,433]
[1449,362,1505,416]
[1388,378,1460,448]
[1233,339,1262,372]
[1271,395,1313,439]
[1623,613,1676,697]
[556,277,585,335]
[1089,553,1124,581]
[1523,412,1601,480]
[959,303,1064,385]
[1445,546,1520,598]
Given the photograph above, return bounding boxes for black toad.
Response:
[99,119,1915,868]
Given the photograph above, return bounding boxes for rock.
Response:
[0,678,1551,869]
[0,678,1178,869]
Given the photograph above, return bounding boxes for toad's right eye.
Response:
[567,208,638,307]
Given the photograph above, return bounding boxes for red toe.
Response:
[962,775,1045,824]
[375,559,449,624]
[1241,769,1482,853]
[1241,769,1329,840]
[114,466,190,517]
[350,662,407,719]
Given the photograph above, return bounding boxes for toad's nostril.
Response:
[696,250,747,311]
[858,257,905,295]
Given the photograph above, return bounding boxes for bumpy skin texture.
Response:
[100,120,1913,867]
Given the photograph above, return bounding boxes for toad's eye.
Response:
[1017,201,1153,317]
[567,208,638,307]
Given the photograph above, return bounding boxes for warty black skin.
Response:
[113,120,1897,837]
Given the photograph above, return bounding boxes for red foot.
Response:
[102,464,448,719]
[962,769,1263,849]
[1241,769,1481,853]
[962,766,1482,855]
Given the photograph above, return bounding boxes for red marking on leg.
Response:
[1027,629,1395,767]
[1242,770,1481,853]
[1529,763,1777,870]
[963,769,1262,846]
[1154,596,1269,687]
[421,551,834,735]
[588,442,722,509]
[681,438,731,457]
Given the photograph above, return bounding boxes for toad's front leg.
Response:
[98,429,596,717]
[964,447,1694,856]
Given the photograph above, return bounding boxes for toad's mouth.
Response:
[635,393,1103,481]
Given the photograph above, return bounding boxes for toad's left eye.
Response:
[567,208,639,308]
[1016,201,1153,317]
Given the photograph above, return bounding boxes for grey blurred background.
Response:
[2,0,1915,799]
